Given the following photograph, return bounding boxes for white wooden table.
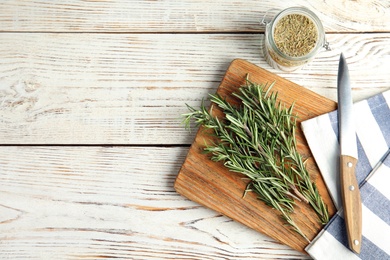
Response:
[1,1,389,259]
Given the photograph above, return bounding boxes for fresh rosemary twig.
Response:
[182,77,329,241]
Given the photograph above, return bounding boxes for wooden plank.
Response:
[0,1,389,32]
[0,146,309,259]
[0,33,389,144]
[175,59,338,253]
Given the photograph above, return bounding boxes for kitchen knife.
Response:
[338,53,362,254]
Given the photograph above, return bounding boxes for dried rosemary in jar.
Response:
[262,7,330,72]
[274,14,318,57]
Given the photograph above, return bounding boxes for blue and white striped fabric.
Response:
[301,90,390,260]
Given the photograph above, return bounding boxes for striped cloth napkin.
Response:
[301,90,390,259]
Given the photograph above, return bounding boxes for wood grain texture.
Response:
[0,146,309,259]
[175,59,338,253]
[0,33,389,144]
[1,1,390,258]
[340,155,362,253]
[0,0,389,32]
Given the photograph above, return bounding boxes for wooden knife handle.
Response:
[340,155,362,254]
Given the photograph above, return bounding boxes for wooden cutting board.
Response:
[174,59,337,253]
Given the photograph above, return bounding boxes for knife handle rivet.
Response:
[349,185,355,191]
[354,239,359,246]
[347,162,353,167]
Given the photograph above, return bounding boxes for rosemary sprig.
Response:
[183,77,329,240]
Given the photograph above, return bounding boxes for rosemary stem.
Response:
[182,77,330,239]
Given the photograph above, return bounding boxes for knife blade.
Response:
[337,53,362,254]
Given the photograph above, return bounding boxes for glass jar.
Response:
[262,7,330,72]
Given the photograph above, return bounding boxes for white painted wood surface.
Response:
[0,146,310,259]
[0,1,389,259]
[1,0,389,32]
[1,33,389,144]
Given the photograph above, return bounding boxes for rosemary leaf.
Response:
[182,76,329,240]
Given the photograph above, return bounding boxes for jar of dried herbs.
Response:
[262,7,330,72]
